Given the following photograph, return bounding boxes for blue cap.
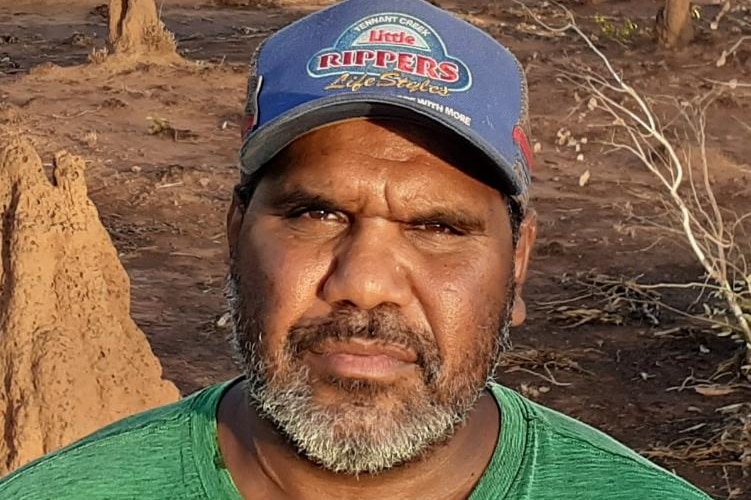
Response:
[240,0,533,200]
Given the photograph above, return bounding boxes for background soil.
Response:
[1,0,750,497]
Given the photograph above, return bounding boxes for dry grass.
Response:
[644,402,751,470]
[87,47,108,65]
[142,23,176,54]
[538,273,663,327]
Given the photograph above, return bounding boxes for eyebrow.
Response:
[265,188,343,214]
[408,209,487,234]
[264,186,487,234]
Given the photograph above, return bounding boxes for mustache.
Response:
[287,304,441,381]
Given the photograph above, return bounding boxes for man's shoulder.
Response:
[487,383,711,499]
[0,382,228,500]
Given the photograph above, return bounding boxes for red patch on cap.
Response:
[512,125,533,170]
[241,114,256,140]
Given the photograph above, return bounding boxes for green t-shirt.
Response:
[0,380,710,499]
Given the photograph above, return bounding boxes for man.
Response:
[0,0,710,498]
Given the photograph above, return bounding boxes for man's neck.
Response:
[216,382,500,500]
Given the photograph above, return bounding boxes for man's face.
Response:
[227,119,533,475]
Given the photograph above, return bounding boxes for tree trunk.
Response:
[107,0,175,55]
[655,0,695,48]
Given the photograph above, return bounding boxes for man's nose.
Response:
[321,224,412,310]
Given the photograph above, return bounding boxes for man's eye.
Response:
[416,223,462,235]
[288,208,344,223]
[304,210,335,220]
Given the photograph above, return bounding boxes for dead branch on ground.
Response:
[519,1,751,377]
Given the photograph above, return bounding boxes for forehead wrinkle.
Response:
[338,152,474,220]
[286,147,418,216]
[262,119,503,220]
[276,149,495,224]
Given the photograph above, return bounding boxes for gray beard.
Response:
[225,271,512,475]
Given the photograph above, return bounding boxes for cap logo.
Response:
[307,13,472,97]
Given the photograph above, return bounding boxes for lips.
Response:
[305,338,419,381]
[309,338,418,363]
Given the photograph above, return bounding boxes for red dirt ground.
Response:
[2,0,751,497]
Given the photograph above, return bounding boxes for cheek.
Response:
[414,250,509,368]
[237,222,333,349]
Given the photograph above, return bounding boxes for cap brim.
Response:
[240,93,523,196]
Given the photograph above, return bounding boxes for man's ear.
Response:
[510,209,538,327]
[227,186,247,259]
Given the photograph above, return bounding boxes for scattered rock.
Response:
[0,53,19,73]
[102,97,128,108]
[66,32,97,47]
[88,4,109,21]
